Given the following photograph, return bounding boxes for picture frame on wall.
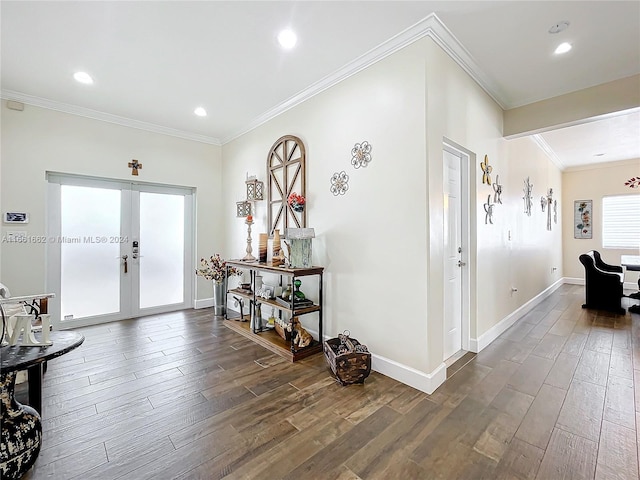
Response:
[574,200,592,239]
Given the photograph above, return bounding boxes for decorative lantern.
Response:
[236,201,251,218]
[246,177,264,201]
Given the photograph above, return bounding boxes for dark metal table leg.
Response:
[27,363,43,414]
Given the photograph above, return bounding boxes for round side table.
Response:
[1,331,84,479]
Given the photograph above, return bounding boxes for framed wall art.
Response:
[574,200,592,239]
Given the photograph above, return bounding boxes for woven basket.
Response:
[324,333,371,385]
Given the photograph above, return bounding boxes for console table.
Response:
[1,331,84,479]
[223,261,323,362]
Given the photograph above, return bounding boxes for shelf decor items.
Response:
[242,215,256,262]
[285,228,315,268]
[287,192,305,212]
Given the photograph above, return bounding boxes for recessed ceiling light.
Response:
[277,29,297,49]
[194,107,207,117]
[594,153,605,157]
[73,72,93,84]
[554,42,572,55]
[549,21,570,34]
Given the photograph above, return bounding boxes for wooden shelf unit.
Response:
[224,261,324,362]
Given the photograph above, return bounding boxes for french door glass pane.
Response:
[139,192,184,308]
[60,185,121,319]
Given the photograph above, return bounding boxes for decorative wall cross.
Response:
[128,159,142,176]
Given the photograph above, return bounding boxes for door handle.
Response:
[122,255,128,274]
[457,260,466,267]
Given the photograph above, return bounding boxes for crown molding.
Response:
[531,134,565,171]
[2,13,506,148]
[0,89,222,146]
[222,13,508,144]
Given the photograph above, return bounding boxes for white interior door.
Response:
[47,175,193,329]
[443,149,463,360]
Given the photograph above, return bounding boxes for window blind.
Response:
[602,194,640,249]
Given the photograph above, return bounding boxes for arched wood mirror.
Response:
[267,135,306,236]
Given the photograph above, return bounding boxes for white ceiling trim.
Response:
[0,89,222,146]
[1,13,506,147]
[531,134,565,171]
[221,13,507,144]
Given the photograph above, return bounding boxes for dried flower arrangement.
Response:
[195,254,240,285]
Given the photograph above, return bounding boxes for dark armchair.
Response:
[579,250,624,314]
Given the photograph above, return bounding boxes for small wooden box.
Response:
[324,335,371,385]
[274,322,291,341]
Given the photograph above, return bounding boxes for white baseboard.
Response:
[194,297,213,309]
[469,278,565,353]
[371,354,447,395]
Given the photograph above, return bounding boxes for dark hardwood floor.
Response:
[19,284,640,479]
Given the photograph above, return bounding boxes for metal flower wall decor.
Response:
[484,195,494,224]
[480,155,492,185]
[351,141,372,169]
[625,177,640,189]
[330,171,349,196]
[492,175,503,204]
[522,177,534,217]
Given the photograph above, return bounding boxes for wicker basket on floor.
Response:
[324,332,371,385]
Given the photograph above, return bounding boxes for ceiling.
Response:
[1,1,639,168]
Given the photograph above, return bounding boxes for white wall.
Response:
[222,36,563,391]
[0,104,223,303]
[423,39,563,366]
[562,159,640,285]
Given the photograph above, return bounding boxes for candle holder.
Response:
[242,218,256,262]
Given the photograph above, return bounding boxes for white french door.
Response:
[47,174,194,329]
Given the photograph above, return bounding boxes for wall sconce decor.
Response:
[480,155,492,185]
[236,201,251,218]
[330,171,349,196]
[540,196,546,212]
[246,176,264,201]
[351,141,372,169]
[523,177,533,217]
[554,200,558,224]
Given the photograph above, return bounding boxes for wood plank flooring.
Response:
[18,284,640,479]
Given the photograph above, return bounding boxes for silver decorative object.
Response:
[553,200,558,224]
[523,177,533,217]
[285,228,315,268]
[330,171,349,196]
[545,188,554,231]
[541,196,546,212]
[492,175,503,204]
[484,195,494,225]
[351,141,372,169]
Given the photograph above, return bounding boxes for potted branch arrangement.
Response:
[196,254,240,315]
